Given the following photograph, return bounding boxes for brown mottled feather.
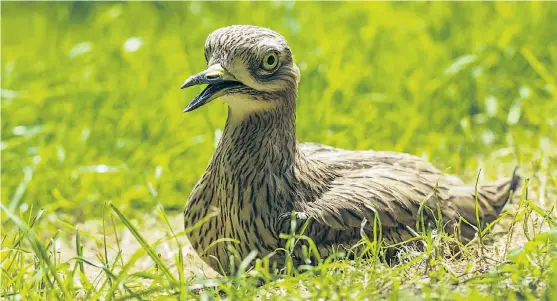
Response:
[182,25,521,275]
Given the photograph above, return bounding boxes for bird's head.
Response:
[181,25,300,115]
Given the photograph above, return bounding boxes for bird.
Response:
[180,25,521,275]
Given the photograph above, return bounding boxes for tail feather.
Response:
[445,167,522,242]
[480,166,521,214]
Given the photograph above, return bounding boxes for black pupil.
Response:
[266,55,275,66]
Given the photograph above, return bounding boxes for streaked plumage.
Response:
[180,25,520,275]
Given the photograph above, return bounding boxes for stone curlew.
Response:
[180,25,520,275]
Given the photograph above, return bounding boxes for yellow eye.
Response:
[262,53,279,71]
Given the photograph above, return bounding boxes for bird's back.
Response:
[292,142,521,251]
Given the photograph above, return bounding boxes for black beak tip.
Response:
[183,99,201,112]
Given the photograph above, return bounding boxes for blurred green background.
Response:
[2,2,556,222]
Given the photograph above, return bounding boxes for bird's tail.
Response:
[444,167,522,241]
[479,166,521,215]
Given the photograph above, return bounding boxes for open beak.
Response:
[180,64,243,112]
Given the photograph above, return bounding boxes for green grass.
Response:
[2,2,557,300]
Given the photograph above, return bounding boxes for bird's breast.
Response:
[185,178,287,271]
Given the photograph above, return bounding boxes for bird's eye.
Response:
[261,53,279,71]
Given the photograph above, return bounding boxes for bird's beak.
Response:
[180,64,242,112]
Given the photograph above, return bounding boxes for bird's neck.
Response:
[208,93,334,203]
[215,98,298,175]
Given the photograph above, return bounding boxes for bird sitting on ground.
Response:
[180,25,521,275]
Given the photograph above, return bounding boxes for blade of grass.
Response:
[1,203,71,300]
[109,203,177,283]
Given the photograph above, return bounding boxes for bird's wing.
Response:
[293,165,513,245]
[299,166,454,230]
[299,142,464,185]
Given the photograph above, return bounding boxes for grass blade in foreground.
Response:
[109,203,177,284]
[1,204,72,300]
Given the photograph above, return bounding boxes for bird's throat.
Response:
[216,102,297,174]
[205,92,335,210]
